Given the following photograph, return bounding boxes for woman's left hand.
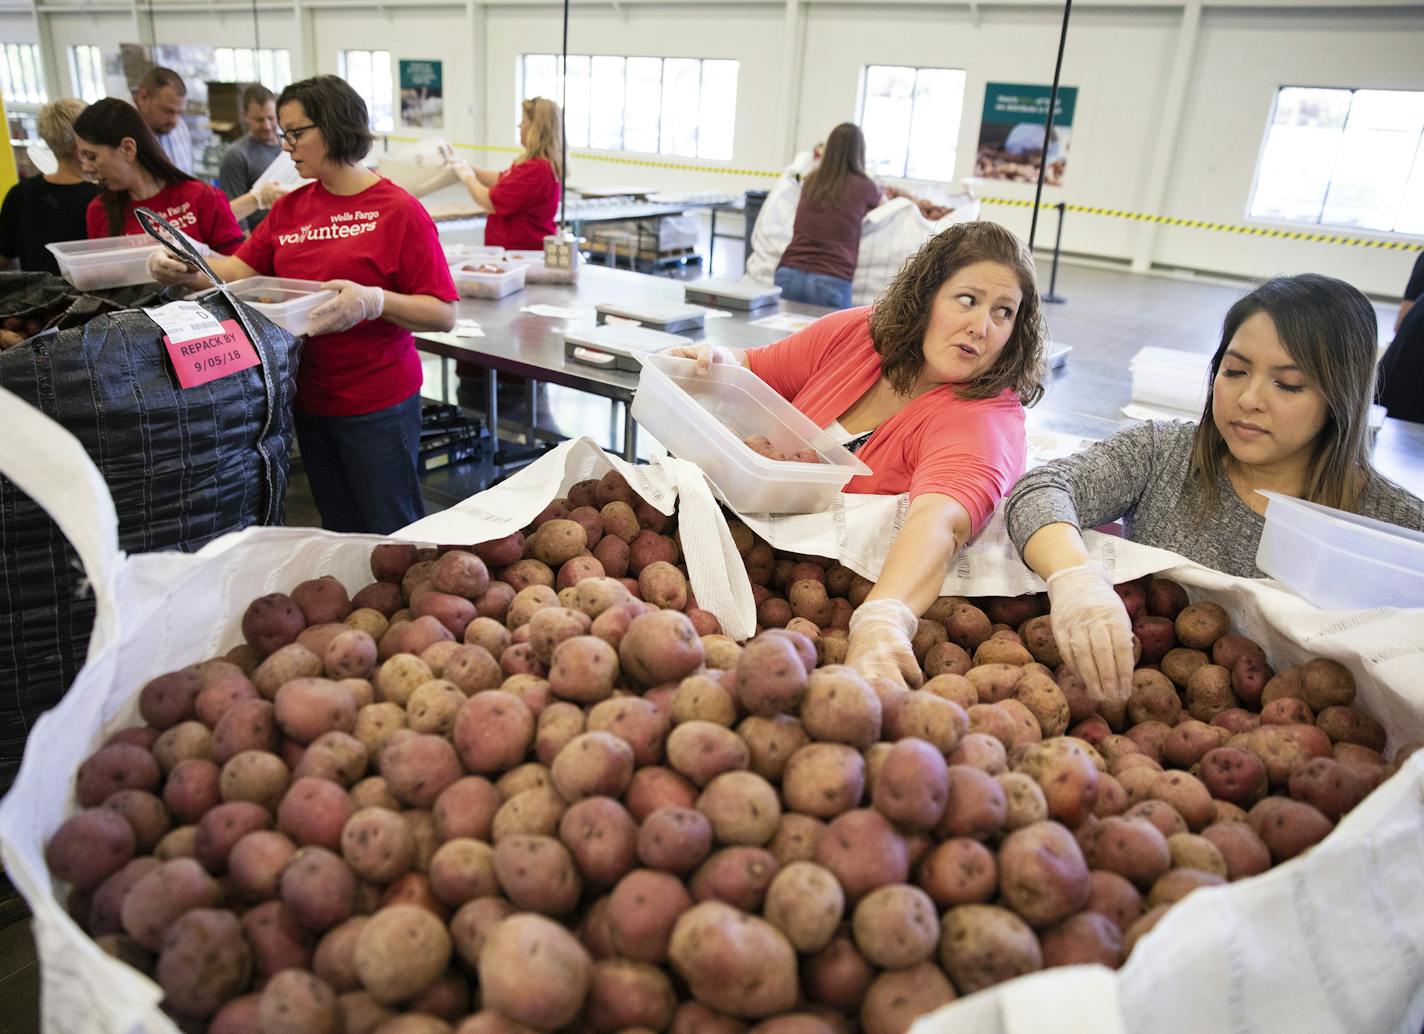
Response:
[308,280,385,335]
[846,598,924,690]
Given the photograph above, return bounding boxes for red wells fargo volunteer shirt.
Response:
[86,179,245,254]
[237,177,458,416]
[483,158,560,251]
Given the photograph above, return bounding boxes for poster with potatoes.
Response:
[975,83,1077,187]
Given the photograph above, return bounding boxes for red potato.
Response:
[666,721,751,787]
[937,904,1042,994]
[814,809,908,904]
[479,913,591,1032]
[996,820,1091,928]
[453,691,535,774]
[45,808,135,891]
[493,834,582,915]
[76,743,161,808]
[1084,870,1144,932]
[669,901,799,1019]
[689,847,780,911]
[860,963,957,1034]
[585,958,678,1033]
[608,868,695,962]
[121,858,223,950]
[559,796,639,887]
[243,594,307,656]
[737,715,810,783]
[1040,910,1124,969]
[919,835,1000,907]
[620,610,705,686]
[230,829,299,899]
[353,904,452,1005]
[638,807,714,874]
[872,738,949,831]
[851,883,939,968]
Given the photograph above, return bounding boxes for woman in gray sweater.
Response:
[1005,274,1424,704]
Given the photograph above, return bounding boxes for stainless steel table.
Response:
[414,265,829,464]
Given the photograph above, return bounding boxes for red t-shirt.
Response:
[86,179,245,254]
[777,173,882,281]
[746,306,1026,534]
[237,177,458,417]
[483,158,560,250]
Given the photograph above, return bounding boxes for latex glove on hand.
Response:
[254,179,293,209]
[846,597,924,691]
[307,280,385,336]
[444,153,476,185]
[1045,563,1135,705]
[664,343,739,374]
[146,247,204,288]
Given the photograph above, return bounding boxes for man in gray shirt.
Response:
[134,66,194,174]
[219,84,282,231]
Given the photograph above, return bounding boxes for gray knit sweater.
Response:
[1004,420,1424,577]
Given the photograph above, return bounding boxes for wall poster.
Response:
[400,59,444,129]
[975,83,1078,186]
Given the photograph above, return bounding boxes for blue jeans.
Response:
[775,266,854,309]
[295,392,425,534]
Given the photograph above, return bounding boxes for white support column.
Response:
[31,0,62,100]
[1131,0,1203,272]
[466,0,485,146]
[779,0,806,161]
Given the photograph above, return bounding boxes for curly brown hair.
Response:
[868,221,1046,406]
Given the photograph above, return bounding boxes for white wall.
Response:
[8,0,1423,294]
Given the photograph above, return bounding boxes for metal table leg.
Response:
[485,367,500,468]
[708,208,717,276]
[622,402,638,463]
[526,377,538,444]
[608,399,619,452]
[440,356,450,404]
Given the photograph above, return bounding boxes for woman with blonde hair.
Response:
[447,96,563,249]
[1005,273,1424,705]
[0,98,100,273]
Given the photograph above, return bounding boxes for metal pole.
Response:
[1028,0,1072,251]
[1042,201,1067,304]
[558,0,569,229]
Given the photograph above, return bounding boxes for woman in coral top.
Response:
[73,98,244,254]
[447,97,562,250]
[671,222,1045,687]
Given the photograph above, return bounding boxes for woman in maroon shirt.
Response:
[777,122,947,310]
[447,97,562,250]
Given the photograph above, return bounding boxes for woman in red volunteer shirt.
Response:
[73,98,243,253]
[150,75,457,535]
[446,97,562,249]
[671,222,1045,688]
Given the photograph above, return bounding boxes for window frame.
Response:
[0,42,49,110]
[214,47,294,93]
[1246,84,1424,239]
[856,62,967,183]
[519,53,739,162]
[67,44,105,104]
[338,49,395,133]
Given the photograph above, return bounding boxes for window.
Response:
[0,43,48,107]
[68,45,105,103]
[338,50,394,133]
[1250,86,1424,235]
[857,64,966,181]
[521,54,738,161]
[215,47,293,92]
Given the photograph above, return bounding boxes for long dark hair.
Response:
[869,221,1046,406]
[803,123,869,208]
[73,98,191,236]
[1188,274,1379,511]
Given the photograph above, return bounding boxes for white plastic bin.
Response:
[46,234,211,291]
[1256,489,1424,609]
[452,261,527,299]
[443,243,504,265]
[227,277,337,337]
[631,353,870,513]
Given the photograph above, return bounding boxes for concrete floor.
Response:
[3,229,1418,1030]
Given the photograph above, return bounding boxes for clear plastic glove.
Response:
[846,597,924,690]
[146,247,203,287]
[664,343,739,374]
[307,280,385,336]
[441,145,476,185]
[1045,563,1135,704]
[253,179,293,209]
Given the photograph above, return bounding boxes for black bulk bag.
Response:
[0,209,302,794]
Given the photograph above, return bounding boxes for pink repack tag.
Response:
[164,319,260,388]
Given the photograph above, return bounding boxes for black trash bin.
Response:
[743,190,769,265]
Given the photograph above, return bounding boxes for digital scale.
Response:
[564,323,692,371]
[683,279,783,311]
[594,300,707,333]
[1047,341,1072,370]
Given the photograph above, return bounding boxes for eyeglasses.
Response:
[278,123,319,148]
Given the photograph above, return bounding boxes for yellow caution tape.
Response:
[378,135,1421,250]
[979,196,1423,252]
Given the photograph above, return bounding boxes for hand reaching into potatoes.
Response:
[1045,563,1135,705]
[846,597,924,690]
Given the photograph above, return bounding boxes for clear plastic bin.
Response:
[632,353,871,514]
[227,277,337,337]
[1256,490,1424,609]
[504,249,579,285]
[47,234,211,291]
[443,244,504,265]
[452,260,527,299]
